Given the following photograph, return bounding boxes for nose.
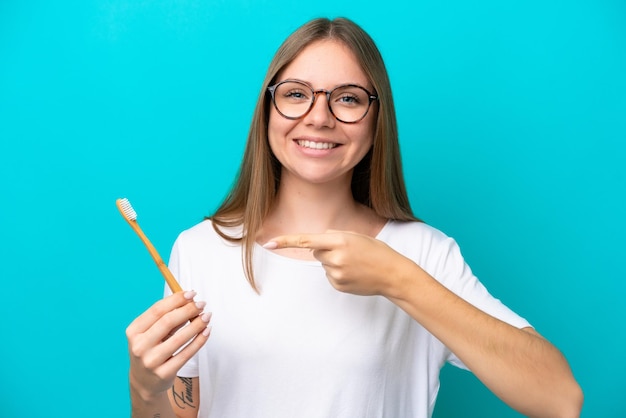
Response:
[303,90,335,128]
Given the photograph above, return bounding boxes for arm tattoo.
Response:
[153,415,161,418]
[171,377,196,409]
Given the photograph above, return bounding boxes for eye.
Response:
[284,90,309,100]
[333,88,368,108]
[336,93,360,105]
[277,82,312,102]
[331,85,370,107]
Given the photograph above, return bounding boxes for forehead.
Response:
[279,40,371,88]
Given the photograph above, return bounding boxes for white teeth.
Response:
[297,140,337,150]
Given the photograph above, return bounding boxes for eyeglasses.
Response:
[267,79,378,124]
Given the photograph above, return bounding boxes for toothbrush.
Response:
[115,198,183,293]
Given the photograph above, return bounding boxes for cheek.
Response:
[356,118,376,149]
[267,111,281,149]
[267,109,297,155]
[358,106,377,147]
[267,110,280,140]
[268,108,293,138]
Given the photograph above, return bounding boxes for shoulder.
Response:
[380,220,464,273]
[172,219,243,255]
[174,219,215,246]
[168,219,245,288]
[380,220,451,248]
[176,219,242,242]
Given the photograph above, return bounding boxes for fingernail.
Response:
[202,325,212,337]
[201,312,212,322]
[195,301,206,310]
[183,290,197,300]
[262,241,278,249]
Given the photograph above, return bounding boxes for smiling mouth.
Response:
[296,139,338,150]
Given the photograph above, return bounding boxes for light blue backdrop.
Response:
[1,1,624,417]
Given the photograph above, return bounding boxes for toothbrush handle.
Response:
[127,220,183,293]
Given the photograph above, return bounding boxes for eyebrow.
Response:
[278,78,374,92]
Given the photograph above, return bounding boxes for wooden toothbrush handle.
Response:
[128,220,183,293]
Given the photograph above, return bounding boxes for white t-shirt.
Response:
[166,220,530,418]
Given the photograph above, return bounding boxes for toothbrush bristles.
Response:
[118,198,137,221]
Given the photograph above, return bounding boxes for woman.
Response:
[126,17,582,418]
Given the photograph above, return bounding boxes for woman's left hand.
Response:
[263,230,413,297]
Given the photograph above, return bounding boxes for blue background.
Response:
[1,1,624,417]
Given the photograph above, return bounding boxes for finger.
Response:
[141,301,206,348]
[262,233,339,251]
[312,248,332,264]
[149,312,213,368]
[128,300,206,363]
[157,323,212,379]
[127,291,197,336]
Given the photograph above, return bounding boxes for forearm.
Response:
[386,260,583,418]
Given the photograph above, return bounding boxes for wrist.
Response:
[383,257,421,300]
[129,374,168,405]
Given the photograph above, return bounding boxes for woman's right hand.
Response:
[126,290,212,403]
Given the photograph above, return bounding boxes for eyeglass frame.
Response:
[267,79,379,124]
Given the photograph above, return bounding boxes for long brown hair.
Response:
[210,17,419,292]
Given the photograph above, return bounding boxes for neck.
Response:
[267,173,359,234]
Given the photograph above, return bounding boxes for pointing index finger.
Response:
[262,233,336,250]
